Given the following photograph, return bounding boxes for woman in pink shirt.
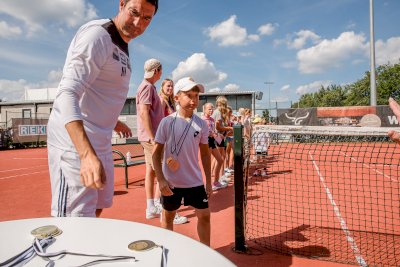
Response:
[159,79,176,116]
[202,103,227,191]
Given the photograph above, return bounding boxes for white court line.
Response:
[13,157,47,160]
[0,165,48,173]
[0,170,48,180]
[340,152,398,182]
[309,152,367,267]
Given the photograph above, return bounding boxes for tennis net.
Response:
[241,125,400,266]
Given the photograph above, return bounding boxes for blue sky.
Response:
[0,0,399,110]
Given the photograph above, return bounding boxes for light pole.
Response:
[370,0,377,106]
[264,82,274,119]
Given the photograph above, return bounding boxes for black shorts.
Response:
[208,136,217,149]
[216,137,226,148]
[161,185,209,211]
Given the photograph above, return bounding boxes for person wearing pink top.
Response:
[159,79,176,116]
[136,58,164,219]
[202,103,226,191]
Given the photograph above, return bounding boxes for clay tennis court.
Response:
[246,137,400,266]
[0,146,384,267]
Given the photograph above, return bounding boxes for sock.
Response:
[147,199,155,210]
[154,198,161,206]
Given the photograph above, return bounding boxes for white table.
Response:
[0,217,236,267]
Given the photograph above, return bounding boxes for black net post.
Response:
[233,124,246,252]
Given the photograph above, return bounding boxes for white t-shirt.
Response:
[47,19,131,155]
[155,112,208,188]
[252,131,270,153]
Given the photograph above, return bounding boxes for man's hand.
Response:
[65,120,106,189]
[114,121,132,138]
[80,153,106,189]
[388,97,400,144]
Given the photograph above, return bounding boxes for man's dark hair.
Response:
[124,0,158,14]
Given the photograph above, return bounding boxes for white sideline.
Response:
[340,152,398,182]
[0,170,48,180]
[309,152,367,267]
[0,165,48,173]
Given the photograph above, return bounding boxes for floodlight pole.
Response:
[369,0,377,106]
[264,82,274,118]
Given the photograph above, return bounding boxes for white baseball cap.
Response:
[144,58,161,79]
[174,77,204,95]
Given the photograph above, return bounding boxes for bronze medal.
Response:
[167,156,180,172]
[128,240,158,252]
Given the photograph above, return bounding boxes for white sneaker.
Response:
[146,205,162,219]
[219,175,231,183]
[160,212,189,224]
[225,168,234,174]
[173,213,188,224]
[212,181,228,191]
[261,168,268,176]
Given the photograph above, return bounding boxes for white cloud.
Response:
[0,21,22,38]
[297,31,368,74]
[46,69,63,85]
[0,0,98,36]
[271,96,289,103]
[375,37,400,65]
[224,83,240,91]
[208,87,221,92]
[289,30,321,50]
[258,23,277,36]
[280,85,290,91]
[274,30,320,50]
[296,80,332,95]
[0,79,28,101]
[204,15,259,46]
[0,69,62,101]
[171,53,227,87]
[291,30,321,49]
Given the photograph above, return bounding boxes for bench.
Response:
[112,139,145,188]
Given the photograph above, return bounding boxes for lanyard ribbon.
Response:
[0,237,137,267]
[0,237,55,267]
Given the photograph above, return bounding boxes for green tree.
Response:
[262,109,269,122]
[297,61,400,107]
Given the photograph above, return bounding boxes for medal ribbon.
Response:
[170,113,193,157]
[32,237,137,267]
[0,237,137,267]
[0,237,55,267]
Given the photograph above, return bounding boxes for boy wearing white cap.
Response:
[152,77,212,246]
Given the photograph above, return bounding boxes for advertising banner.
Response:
[278,105,398,127]
[11,118,48,144]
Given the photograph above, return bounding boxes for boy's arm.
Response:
[152,142,173,196]
[200,143,212,197]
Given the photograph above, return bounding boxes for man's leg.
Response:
[141,141,161,218]
[48,144,99,217]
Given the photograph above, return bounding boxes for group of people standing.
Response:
[44,0,400,248]
[45,0,237,246]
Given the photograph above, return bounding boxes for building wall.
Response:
[0,92,257,142]
[0,103,53,129]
